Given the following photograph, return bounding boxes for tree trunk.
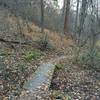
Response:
[74,0,79,33]
[62,0,66,16]
[90,0,96,66]
[41,0,44,33]
[78,0,87,38]
[64,0,70,35]
[74,0,87,62]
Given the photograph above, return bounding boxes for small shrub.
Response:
[36,35,55,51]
[52,91,71,100]
[79,48,100,69]
[0,51,10,57]
[55,63,64,70]
[24,50,42,61]
[19,63,28,73]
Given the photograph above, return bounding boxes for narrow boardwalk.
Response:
[18,56,66,100]
[23,56,66,91]
[23,62,55,91]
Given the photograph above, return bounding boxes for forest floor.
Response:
[0,5,100,100]
[51,59,100,100]
[0,42,58,100]
[0,42,100,100]
[17,48,100,100]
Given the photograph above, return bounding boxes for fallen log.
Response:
[0,38,32,45]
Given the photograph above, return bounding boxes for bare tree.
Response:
[89,0,97,66]
[64,0,70,35]
[78,0,87,39]
[74,0,87,62]
[14,0,24,50]
[41,0,44,33]
[74,0,80,34]
[62,0,66,16]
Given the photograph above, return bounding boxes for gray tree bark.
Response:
[74,0,79,33]
[41,0,44,33]
[78,0,87,38]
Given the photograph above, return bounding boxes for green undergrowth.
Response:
[23,50,43,61]
[18,62,28,74]
[55,63,65,70]
[0,51,11,57]
[51,90,71,100]
[79,48,100,69]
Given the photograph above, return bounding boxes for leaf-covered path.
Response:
[18,56,67,100]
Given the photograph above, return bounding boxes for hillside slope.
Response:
[0,5,74,100]
[0,5,73,52]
